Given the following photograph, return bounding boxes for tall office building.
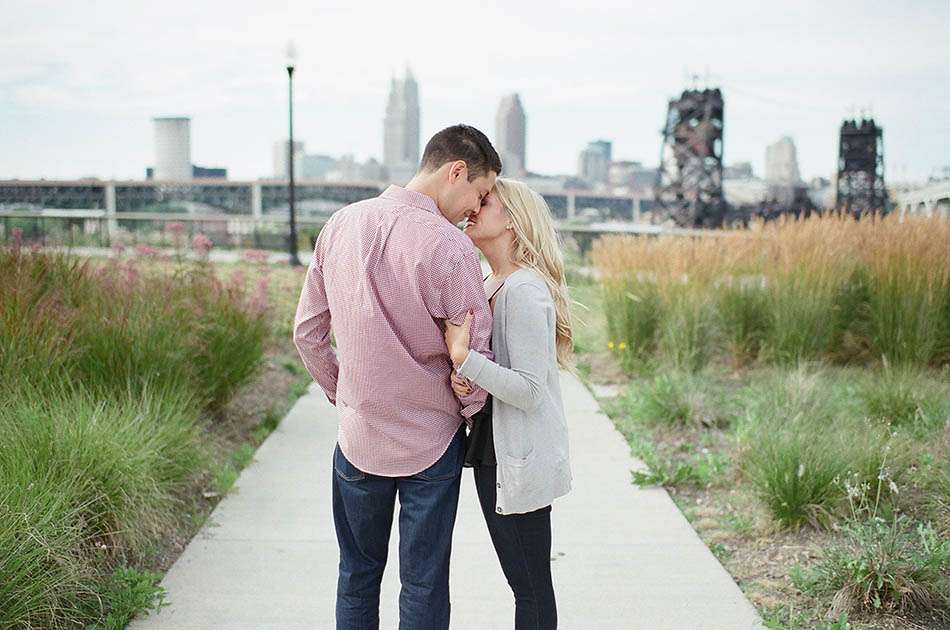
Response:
[495,94,526,176]
[578,140,612,185]
[153,117,192,180]
[765,136,802,185]
[383,68,421,184]
[273,140,305,179]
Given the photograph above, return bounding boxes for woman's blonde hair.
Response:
[493,178,574,368]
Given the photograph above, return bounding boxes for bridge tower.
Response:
[653,88,726,228]
[835,118,887,216]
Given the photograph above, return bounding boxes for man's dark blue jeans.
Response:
[332,424,465,630]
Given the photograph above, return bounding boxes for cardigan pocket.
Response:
[500,407,534,460]
[503,449,535,467]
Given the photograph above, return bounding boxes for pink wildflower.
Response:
[229,269,247,291]
[125,258,139,285]
[249,275,269,315]
[241,249,270,264]
[191,233,214,258]
[135,244,159,258]
[168,221,187,250]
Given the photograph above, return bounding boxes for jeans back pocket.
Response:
[414,428,463,482]
[333,444,366,482]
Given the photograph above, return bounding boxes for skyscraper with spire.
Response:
[383,68,420,184]
[495,94,526,176]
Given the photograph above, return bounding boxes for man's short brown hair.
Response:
[419,124,502,181]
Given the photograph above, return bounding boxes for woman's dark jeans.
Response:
[473,464,557,630]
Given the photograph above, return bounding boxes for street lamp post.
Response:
[286,42,301,267]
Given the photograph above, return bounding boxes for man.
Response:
[293,124,501,630]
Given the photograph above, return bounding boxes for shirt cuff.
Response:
[460,399,483,419]
[457,349,487,382]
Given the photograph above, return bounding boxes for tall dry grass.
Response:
[856,217,950,366]
[592,214,950,370]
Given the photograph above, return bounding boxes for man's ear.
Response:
[448,160,467,183]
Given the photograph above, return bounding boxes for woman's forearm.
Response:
[457,350,544,412]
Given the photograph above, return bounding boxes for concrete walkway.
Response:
[130,373,763,629]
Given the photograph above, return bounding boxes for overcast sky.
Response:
[2,0,948,182]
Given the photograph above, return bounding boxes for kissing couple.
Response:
[294,123,573,630]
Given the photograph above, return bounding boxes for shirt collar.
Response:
[381,185,440,216]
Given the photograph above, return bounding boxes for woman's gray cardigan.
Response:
[458,267,573,515]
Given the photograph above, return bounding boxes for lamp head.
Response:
[286,40,297,74]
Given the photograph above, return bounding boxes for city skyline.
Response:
[1,1,948,183]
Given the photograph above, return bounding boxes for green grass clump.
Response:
[735,369,838,527]
[623,371,701,427]
[762,272,842,366]
[714,276,770,367]
[568,279,605,355]
[658,283,713,373]
[604,276,661,371]
[252,410,283,443]
[190,284,270,410]
[0,386,205,552]
[93,567,168,629]
[733,367,924,528]
[740,426,844,528]
[857,367,950,434]
[602,373,732,490]
[631,450,732,490]
[0,387,205,628]
[792,516,949,620]
[0,482,92,628]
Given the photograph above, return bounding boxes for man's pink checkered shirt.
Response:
[293,185,492,477]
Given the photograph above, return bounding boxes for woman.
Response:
[444,178,573,630]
